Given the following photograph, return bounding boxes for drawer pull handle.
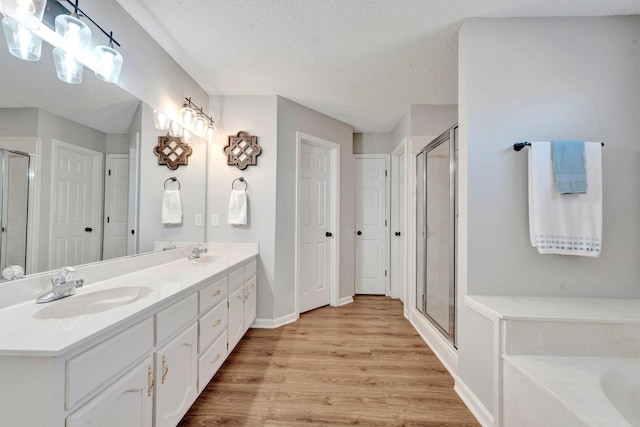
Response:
[147,366,155,396]
[161,355,169,384]
[211,354,220,364]
[213,319,221,327]
[212,290,221,297]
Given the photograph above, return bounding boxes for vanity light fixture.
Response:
[1,0,46,60]
[153,97,217,143]
[1,0,125,85]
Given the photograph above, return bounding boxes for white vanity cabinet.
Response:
[228,261,257,352]
[0,250,258,427]
[154,324,198,427]
[65,357,154,427]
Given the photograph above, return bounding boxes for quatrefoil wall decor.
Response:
[154,135,193,170]
[224,131,262,170]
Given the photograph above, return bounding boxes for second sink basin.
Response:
[33,286,152,319]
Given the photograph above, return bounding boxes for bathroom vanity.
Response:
[0,243,258,427]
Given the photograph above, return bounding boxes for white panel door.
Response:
[299,141,332,312]
[355,157,387,295]
[104,155,129,260]
[391,150,406,301]
[52,142,102,270]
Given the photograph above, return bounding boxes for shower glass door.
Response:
[0,150,30,272]
[416,125,457,346]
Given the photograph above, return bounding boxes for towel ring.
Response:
[164,176,180,190]
[232,177,247,191]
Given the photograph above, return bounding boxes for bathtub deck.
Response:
[503,355,640,427]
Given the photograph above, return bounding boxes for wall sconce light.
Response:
[154,97,217,143]
[1,0,124,85]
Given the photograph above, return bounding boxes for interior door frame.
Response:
[354,154,390,296]
[295,132,340,317]
[49,139,103,270]
[391,141,407,302]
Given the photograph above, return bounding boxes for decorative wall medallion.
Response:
[224,131,262,170]
[154,135,193,170]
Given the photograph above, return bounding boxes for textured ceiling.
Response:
[116,0,640,132]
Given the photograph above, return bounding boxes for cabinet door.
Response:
[228,286,245,351]
[66,357,154,427]
[154,324,198,427]
[244,276,257,332]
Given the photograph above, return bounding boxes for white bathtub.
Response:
[503,356,640,427]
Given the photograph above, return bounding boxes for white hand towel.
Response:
[161,189,183,224]
[528,141,602,257]
[228,190,247,225]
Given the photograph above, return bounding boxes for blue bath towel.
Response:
[551,140,587,194]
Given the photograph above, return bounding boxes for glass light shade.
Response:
[94,45,123,83]
[180,105,195,128]
[2,0,46,29]
[55,14,91,56]
[2,16,42,61]
[181,128,192,143]
[193,116,207,138]
[52,47,83,84]
[169,120,181,137]
[153,110,171,130]
[206,125,217,143]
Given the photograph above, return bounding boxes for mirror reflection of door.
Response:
[103,154,130,260]
[51,140,103,270]
[0,150,30,272]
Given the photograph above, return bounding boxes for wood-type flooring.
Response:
[178,295,480,426]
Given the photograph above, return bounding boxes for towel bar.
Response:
[513,142,604,151]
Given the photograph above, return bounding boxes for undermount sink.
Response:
[192,255,224,264]
[33,286,152,319]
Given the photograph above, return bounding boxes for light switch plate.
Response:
[194,213,203,226]
[210,214,219,227]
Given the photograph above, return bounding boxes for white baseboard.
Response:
[409,308,458,375]
[338,295,354,306]
[454,378,495,427]
[252,312,298,329]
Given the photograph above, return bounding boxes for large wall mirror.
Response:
[0,19,206,278]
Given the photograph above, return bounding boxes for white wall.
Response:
[457,16,640,420]
[353,132,392,154]
[276,96,354,316]
[0,108,38,137]
[391,105,458,148]
[207,95,278,320]
[137,103,207,253]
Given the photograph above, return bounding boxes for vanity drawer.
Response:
[245,259,257,278]
[199,300,228,352]
[228,265,245,290]
[198,330,228,393]
[199,275,227,313]
[156,293,198,345]
[66,317,154,410]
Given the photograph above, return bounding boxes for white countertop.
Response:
[0,244,257,357]
[466,295,640,324]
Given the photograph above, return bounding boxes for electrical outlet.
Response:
[210,214,219,227]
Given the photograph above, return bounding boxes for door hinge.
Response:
[385,270,387,277]
[108,169,111,176]
[385,170,388,177]
[385,219,387,227]
[107,216,110,223]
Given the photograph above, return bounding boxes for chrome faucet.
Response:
[188,243,208,260]
[36,266,85,304]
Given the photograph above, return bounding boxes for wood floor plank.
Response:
[178,296,479,426]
